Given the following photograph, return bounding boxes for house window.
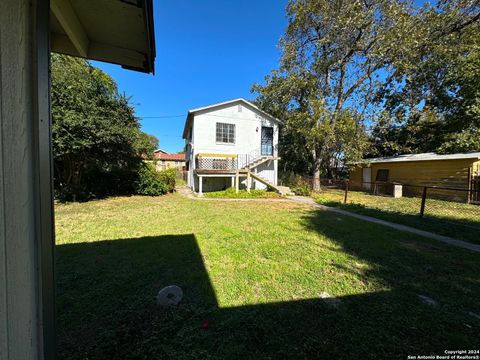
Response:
[216,122,235,144]
[376,169,389,182]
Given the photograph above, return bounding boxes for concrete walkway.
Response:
[288,196,480,253]
[176,187,480,253]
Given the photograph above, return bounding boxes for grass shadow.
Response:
[57,229,479,359]
[56,235,217,358]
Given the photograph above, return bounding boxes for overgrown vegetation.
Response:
[203,187,281,199]
[281,174,312,196]
[55,195,479,359]
[135,164,176,196]
[51,54,158,201]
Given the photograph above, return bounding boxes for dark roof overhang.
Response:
[50,0,156,73]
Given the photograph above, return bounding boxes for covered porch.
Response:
[194,153,279,195]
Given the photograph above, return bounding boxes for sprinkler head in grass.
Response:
[157,285,183,307]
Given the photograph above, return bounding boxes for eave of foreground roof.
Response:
[50,0,156,73]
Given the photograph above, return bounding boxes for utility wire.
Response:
[138,115,185,119]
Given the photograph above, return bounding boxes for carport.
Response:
[0,1,155,358]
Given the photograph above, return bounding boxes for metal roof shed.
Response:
[0,1,155,359]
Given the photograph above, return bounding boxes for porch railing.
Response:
[195,145,279,171]
[196,154,238,171]
[238,144,279,169]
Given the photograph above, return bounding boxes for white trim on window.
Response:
[215,122,235,144]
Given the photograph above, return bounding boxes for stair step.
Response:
[248,172,293,196]
[276,186,294,196]
[246,156,280,169]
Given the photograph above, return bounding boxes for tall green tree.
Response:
[254,0,411,189]
[375,0,480,155]
[136,132,159,159]
[51,54,155,201]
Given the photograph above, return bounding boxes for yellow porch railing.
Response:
[197,153,237,158]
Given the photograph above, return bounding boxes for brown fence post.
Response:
[420,187,427,217]
[467,166,472,204]
[344,180,349,204]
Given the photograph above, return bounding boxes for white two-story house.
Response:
[182,98,286,194]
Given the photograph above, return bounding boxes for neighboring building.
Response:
[349,152,480,202]
[153,149,169,158]
[182,98,288,194]
[155,152,186,171]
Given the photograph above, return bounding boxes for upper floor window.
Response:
[216,122,235,144]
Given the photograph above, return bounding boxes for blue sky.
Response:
[93,1,288,153]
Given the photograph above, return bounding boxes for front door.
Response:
[261,126,273,156]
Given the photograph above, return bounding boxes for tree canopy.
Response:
[374,0,480,155]
[51,54,156,201]
[254,0,412,188]
[254,0,480,187]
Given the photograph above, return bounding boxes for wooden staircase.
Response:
[248,171,293,196]
[245,156,279,170]
[235,145,292,196]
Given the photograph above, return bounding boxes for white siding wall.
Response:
[186,101,279,192]
[185,131,194,187]
[254,161,276,189]
[186,102,279,191]
[1,1,54,358]
[192,102,279,156]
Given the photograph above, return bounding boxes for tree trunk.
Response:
[311,148,321,192]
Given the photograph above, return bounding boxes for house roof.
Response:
[157,153,186,161]
[154,149,169,155]
[361,152,480,164]
[50,0,156,73]
[182,98,282,139]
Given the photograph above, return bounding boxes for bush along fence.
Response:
[135,164,176,196]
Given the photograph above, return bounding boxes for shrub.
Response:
[290,176,312,196]
[135,163,175,196]
[157,168,176,193]
[291,184,311,196]
[279,172,312,196]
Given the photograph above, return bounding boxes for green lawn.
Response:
[55,194,479,359]
[313,189,480,245]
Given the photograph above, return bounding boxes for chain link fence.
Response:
[280,175,480,244]
[175,169,188,186]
